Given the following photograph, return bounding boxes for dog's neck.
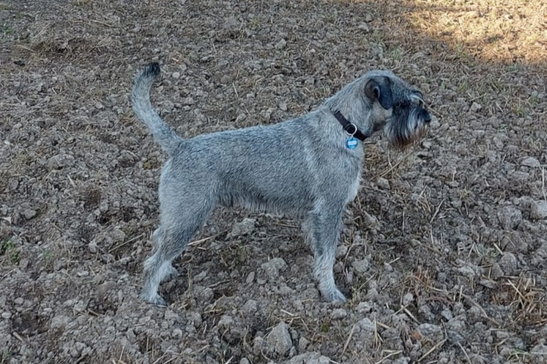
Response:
[331,110,369,141]
[323,85,376,139]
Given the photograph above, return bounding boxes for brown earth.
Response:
[1,0,547,363]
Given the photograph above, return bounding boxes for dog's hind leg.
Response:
[308,200,347,303]
[140,198,214,306]
[150,227,178,281]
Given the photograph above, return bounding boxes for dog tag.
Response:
[346,137,358,149]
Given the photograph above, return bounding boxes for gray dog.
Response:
[132,63,431,306]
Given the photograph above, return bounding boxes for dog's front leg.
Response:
[308,200,347,303]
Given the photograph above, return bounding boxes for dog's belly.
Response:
[218,180,314,217]
[233,197,307,218]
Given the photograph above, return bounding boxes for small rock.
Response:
[126,328,136,342]
[285,352,331,364]
[275,39,287,50]
[96,282,115,302]
[172,328,183,339]
[88,242,98,253]
[357,23,370,32]
[220,74,233,84]
[69,342,84,358]
[253,336,265,355]
[51,315,70,329]
[298,336,310,352]
[429,115,441,129]
[23,209,37,220]
[279,101,288,111]
[497,206,522,230]
[218,315,234,328]
[172,72,181,79]
[229,218,256,238]
[521,156,540,168]
[18,258,29,269]
[261,257,288,279]
[479,279,497,289]
[182,97,194,105]
[2,312,12,319]
[194,271,207,282]
[261,107,274,121]
[531,201,547,220]
[194,286,214,303]
[357,318,376,341]
[335,244,348,259]
[110,228,126,243]
[496,331,510,339]
[532,241,547,266]
[164,309,180,322]
[365,14,373,22]
[246,271,255,284]
[187,312,202,328]
[352,258,370,274]
[441,309,453,321]
[499,252,517,276]
[235,113,247,123]
[418,323,443,341]
[331,308,347,320]
[356,301,373,313]
[362,212,379,229]
[402,292,414,306]
[469,102,482,113]
[530,344,547,363]
[358,317,375,332]
[456,261,479,277]
[266,321,293,356]
[242,299,258,315]
[48,153,75,169]
[377,177,390,190]
[239,359,251,364]
[490,263,504,279]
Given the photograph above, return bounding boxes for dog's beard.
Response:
[384,109,428,148]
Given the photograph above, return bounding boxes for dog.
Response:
[131,63,431,306]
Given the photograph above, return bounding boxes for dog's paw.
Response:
[164,265,178,281]
[323,288,347,303]
[141,292,168,307]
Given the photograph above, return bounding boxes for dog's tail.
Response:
[131,63,182,155]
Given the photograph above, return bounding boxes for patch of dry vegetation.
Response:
[354,0,547,65]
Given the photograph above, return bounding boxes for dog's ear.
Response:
[365,77,393,109]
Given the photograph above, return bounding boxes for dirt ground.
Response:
[1,0,547,363]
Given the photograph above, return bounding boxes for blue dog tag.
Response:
[346,137,358,149]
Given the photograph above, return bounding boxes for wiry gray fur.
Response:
[131,63,431,306]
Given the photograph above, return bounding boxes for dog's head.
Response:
[361,70,431,147]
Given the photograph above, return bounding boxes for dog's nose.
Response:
[422,110,431,123]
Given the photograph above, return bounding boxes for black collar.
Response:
[332,110,369,141]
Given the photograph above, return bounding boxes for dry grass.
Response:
[409,0,547,64]
[352,0,547,65]
[494,275,547,327]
